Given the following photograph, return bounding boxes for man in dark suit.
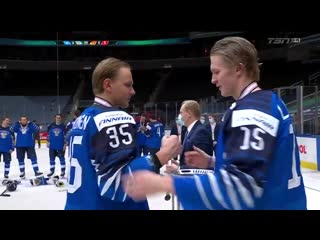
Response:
[179,100,213,169]
[205,114,219,152]
[166,100,213,173]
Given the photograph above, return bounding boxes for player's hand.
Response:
[184,145,214,169]
[122,170,172,201]
[158,135,182,163]
[165,163,178,174]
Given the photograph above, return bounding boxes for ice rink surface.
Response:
[0,145,319,210]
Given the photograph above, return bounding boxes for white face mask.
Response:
[177,115,185,126]
[200,119,205,124]
[209,118,215,124]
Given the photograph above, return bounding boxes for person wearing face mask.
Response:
[166,115,188,171]
[170,116,187,145]
[166,101,213,173]
[200,115,206,124]
[205,114,219,151]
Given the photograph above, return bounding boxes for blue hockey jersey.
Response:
[65,98,154,210]
[145,121,164,149]
[0,126,14,152]
[173,87,307,210]
[47,122,66,150]
[10,121,39,147]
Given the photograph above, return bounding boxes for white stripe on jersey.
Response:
[207,173,230,209]
[122,167,133,202]
[289,124,294,134]
[194,175,214,210]
[100,164,126,196]
[230,175,254,208]
[220,169,241,210]
[242,172,263,198]
[112,170,122,200]
[97,166,113,186]
[277,105,289,120]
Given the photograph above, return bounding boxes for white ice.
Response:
[0,145,319,210]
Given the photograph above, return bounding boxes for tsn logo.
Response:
[267,38,301,45]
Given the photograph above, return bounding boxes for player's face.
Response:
[210,55,238,98]
[179,106,189,126]
[2,118,10,127]
[55,115,62,124]
[110,67,135,108]
[20,117,28,126]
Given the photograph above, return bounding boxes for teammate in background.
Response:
[136,113,148,156]
[144,114,164,156]
[11,115,43,178]
[47,114,66,177]
[64,57,181,210]
[0,117,14,178]
[32,120,41,148]
[123,36,307,210]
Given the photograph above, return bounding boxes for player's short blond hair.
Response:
[210,36,260,82]
[92,57,131,95]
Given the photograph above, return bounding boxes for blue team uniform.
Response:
[65,97,155,210]
[10,121,41,175]
[172,83,307,210]
[0,126,14,177]
[145,121,164,155]
[136,121,147,156]
[47,122,66,175]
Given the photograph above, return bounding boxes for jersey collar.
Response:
[94,97,113,107]
[239,82,260,100]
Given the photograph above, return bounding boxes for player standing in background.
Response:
[11,115,43,178]
[64,57,181,210]
[136,113,148,156]
[0,117,14,178]
[47,114,66,177]
[123,36,307,210]
[144,114,164,156]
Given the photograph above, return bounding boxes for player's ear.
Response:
[103,78,112,92]
[236,63,245,75]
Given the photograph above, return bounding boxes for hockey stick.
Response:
[0,188,10,197]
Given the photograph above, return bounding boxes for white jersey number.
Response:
[240,127,265,151]
[67,136,83,193]
[106,124,133,149]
